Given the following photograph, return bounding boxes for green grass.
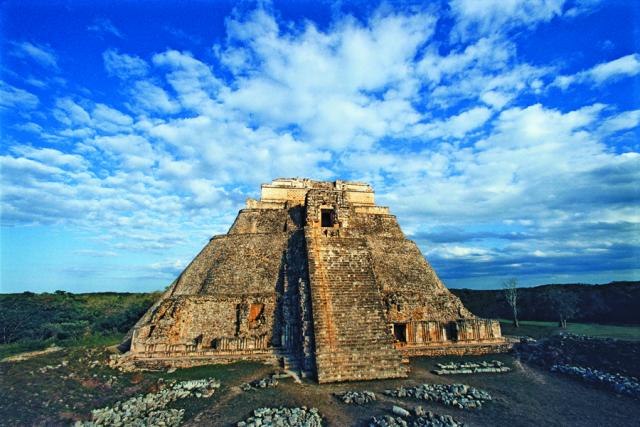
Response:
[0,340,49,359]
[499,319,640,341]
[0,333,124,359]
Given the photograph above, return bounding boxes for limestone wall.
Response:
[349,213,404,238]
[260,178,375,206]
[131,295,274,355]
[228,209,289,234]
[366,236,473,322]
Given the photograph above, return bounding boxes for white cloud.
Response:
[0,81,39,109]
[10,41,59,70]
[429,63,549,109]
[598,109,640,135]
[589,54,640,83]
[215,9,437,149]
[89,134,156,169]
[129,80,181,114]
[553,53,640,89]
[53,98,92,126]
[88,18,123,38]
[10,146,88,170]
[450,0,565,40]
[92,104,133,132]
[3,6,638,289]
[103,49,149,79]
[417,37,513,85]
[153,50,221,114]
[414,107,492,139]
[429,245,493,261]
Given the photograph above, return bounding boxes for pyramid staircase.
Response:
[305,228,408,383]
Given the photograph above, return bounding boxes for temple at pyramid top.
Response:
[119,178,508,382]
[248,177,379,207]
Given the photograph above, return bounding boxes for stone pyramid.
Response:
[122,179,506,382]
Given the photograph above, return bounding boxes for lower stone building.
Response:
[121,178,507,383]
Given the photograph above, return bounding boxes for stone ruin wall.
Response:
[124,178,506,379]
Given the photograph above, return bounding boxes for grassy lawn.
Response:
[499,319,640,341]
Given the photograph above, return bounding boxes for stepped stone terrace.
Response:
[121,178,508,383]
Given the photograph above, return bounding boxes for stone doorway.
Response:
[321,209,333,227]
[393,323,407,343]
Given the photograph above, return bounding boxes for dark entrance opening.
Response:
[321,209,333,227]
[393,323,407,343]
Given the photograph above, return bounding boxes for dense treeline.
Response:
[452,281,640,324]
[0,291,159,346]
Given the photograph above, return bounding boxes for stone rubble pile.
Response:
[551,364,640,398]
[432,360,510,375]
[370,405,464,427]
[75,377,221,426]
[240,376,279,391]
[236,406,323,427]
[514,334,640,379]
[384,383,491,409]
[37,360,69,373]
[335,390,376,405]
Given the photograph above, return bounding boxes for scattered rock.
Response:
[75,377,221,426]
[370,415,408,427]
[514,334,640,379]
[237,406,322,427]
[384,383,491,410]
[370,410,464,427]
[335,390,376,405]
[392,405,410,418]
[240,376,279,391]
[551,364,640,398]
[432,360,510,375]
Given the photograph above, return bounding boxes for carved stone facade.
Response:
[123,178,507,382]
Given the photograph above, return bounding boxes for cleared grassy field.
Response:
[499,319,640,341]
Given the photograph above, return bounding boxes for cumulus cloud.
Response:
[92,104,134,131]
[216,9,436,149]
[103,49,149,79]
[2,5,638,288]
[450,0,565,40]
[129,80,181,114]
[0,81,39,109]
[10,145,88,170]
[52,98,92,126]
[553,53,640,89]
[598,110,640,136]
[414,107,493,139]
[10,41,59,70]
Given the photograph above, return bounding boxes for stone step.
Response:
[306,230,407,383]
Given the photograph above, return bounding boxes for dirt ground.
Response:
[2,349,639,426]
[187,353,640,427]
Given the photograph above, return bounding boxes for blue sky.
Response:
[1,0,638,293]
